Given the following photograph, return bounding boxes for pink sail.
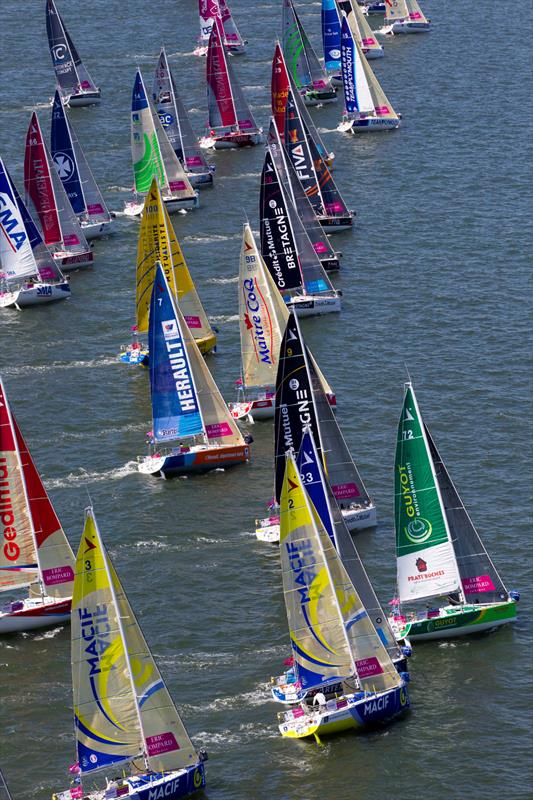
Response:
[271,42,290,140]
[24,113,62,247]
[207,17,237,128]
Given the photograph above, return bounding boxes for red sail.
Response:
[207,17,237,128]
[271,43,290,141]
[24,112,62,247]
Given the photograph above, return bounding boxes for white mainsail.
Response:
[0,160,39,283]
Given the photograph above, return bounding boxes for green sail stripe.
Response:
[394,385,449,558]
[134,133,156,193]
[134,133,166,194]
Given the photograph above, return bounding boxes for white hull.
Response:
[256,503,376,542]
[0,281,71,308]
[81,218,114,240]
[65,90,101,107]
[286,293,341,317]
[124,194,199,217]
[201,131,264,150]
[378,21,430,36]
[364,48,384,59]
[53,250,94,270]
[0,596,71,634]
[338,117,400,133]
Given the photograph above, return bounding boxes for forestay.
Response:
[395,384,461,603]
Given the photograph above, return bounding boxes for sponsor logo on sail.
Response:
[0,457,20,562]
[161,319,199,414]
[242,278,272,365]
[415,557,427,573]
[406,517,432,545]
[78,604,112,676]
[53,152,75,181]
[0,191,27,253]
[51,44,67,61]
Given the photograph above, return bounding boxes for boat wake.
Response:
[44,460,138,490]
[195,722,278,748]
[2,357,117,375]
[209,314,239,324]
[30,626,65,641]
[183,233,241,243]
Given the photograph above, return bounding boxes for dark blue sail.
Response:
[297,429,335,546]
[50,90,85,214]
[322,0,342,71]
[149,264,204,443]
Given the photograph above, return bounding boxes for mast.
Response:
[154,47,186,161]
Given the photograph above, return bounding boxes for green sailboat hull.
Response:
[394,600,517,642]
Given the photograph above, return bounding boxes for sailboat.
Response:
[230,224,336,422]
[195,0,246,56]
[268,119,341,273]
[257,311,375,541]
[276,449,409,740]
[153,48,214,189]
[282,0,337,106]
[119,179,216,366]
[52,507,207,800]
[138,263,250,478]
[285,88,354,231]
[0,378,75,633]
[272,428,410,704]
[201,17,263,149]
[338,0,384,59]
[0,157,70,309]
[24,112,93,270]
[46,0,101,107]
[338,16,400,132]
[50,91,113,240]
[272,41,334,167]
[322,0,343,83]
[260,146,341,317]
[388,382,519,642]
[127,70,199,217]
[377,0,431,34]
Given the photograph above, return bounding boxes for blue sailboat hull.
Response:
[129,763,205,799]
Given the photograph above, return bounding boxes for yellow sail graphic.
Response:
[72,510,142,774]
[280,455,354,689]
[281,454,402,694]
[135,179,215,353]
[72,509,199,775]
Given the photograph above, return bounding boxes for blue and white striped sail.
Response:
[322,0,342,72]
[149,263,205,443]
[51,90,84,215]
[296,429,335,547]
[340,15,373,115]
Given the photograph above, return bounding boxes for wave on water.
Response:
[2,357,118,376]
[30,627,65,641]
[184,683,275,715]
[44,460,138,490]
[221,172,261,180]
[317,126,337,133]
[206,275,238,284]
[54,421,147,443]
[183,233,240,243]
[22,100,52,110]
[107,185,135,193]
[209,313,239,324]
[194,722,278,748]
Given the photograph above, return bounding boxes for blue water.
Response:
[0,2,531,798]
